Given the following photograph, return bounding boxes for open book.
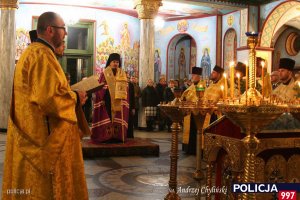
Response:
[71,75,104,95]
[71,75,104,137]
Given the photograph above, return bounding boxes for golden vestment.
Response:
[272,78,297,101]
[181,81,206,145]
[103,66,128,114]
[2,42,88,200]
[91,66,129,143]
[203,77,225,103]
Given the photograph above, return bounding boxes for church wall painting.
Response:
[222,11,240,68]
[154,48,162,83]
[222,11,240,47]
[259,0,286,31]
[15,28,31,61]
[190,40,197,70]
[200,47,211,79]
[155,16,217,80]
[15,3,140,78]
[165,34,194,81]
[166,35,180,81]
[223,29,237,72]
[175,40,191,80]
[240,9,248,47]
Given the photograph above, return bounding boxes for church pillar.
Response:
[134,0,162,128]
[216,15,222,66]
[0,0,18,131]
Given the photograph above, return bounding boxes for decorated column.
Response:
[134,0,162,127]
[0,0,18,131]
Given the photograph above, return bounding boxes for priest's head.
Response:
[210,65,224,82]
[278,58,295,83]
[37,12,67,49]
[106,53,121,69]
[191,66,202,84]
[234,62,246,77]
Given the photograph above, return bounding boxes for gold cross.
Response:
[227,15,234,26]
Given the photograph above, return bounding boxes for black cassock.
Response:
[127,82,135,138]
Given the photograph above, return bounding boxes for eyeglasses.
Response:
[51,25,66,31]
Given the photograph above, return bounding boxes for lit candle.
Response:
[221,85,224,100]
[223,73,228,100]
[261,61,265,98]
[237,73,241,96]
[230,61,235,99]
[245,61,248,104]
[245,61,248,92]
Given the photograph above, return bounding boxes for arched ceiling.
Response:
[285,16,300,30]
[19,0,277,21]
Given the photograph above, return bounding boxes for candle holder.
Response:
[216,32,288,199]
[180,101,217,180]
[171,88,182,105]
[159,103,184,200]
[217,104,286,199]
[196,86,205,102]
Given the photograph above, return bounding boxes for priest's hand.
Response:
[77,91,88,105]
[78,128,84,139]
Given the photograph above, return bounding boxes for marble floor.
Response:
[0,131,209,200]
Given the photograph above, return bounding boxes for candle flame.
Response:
[245,61,248,66]
[223,73,227,78]
[236,73,240,78]
[230,61,234,67]
[221,85,224,90]
[261,61,265,68]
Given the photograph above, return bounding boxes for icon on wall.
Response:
[177,20,189,33]
[200,47,211,79]
[154,49,162,83]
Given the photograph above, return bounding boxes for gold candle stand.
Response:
[159,104,183,200]
[180,102,216,180]
[217,32,287,200]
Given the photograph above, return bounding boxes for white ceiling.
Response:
[285,16,300,30]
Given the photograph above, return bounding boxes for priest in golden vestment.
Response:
[203,65,225,103]
[272,58,297,101]
[181,67,205,154]
[1,12,88,200]
[202,65,225,126]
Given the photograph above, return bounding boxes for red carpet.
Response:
[82,138,159,158]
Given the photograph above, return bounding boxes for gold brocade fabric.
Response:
[181,81,206,102]
[103,66,128,113]
[203,77,225,103]
[181,81,205,144]
[272,78,297,101]
[1,42,88,200]
[183,115,191,144]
